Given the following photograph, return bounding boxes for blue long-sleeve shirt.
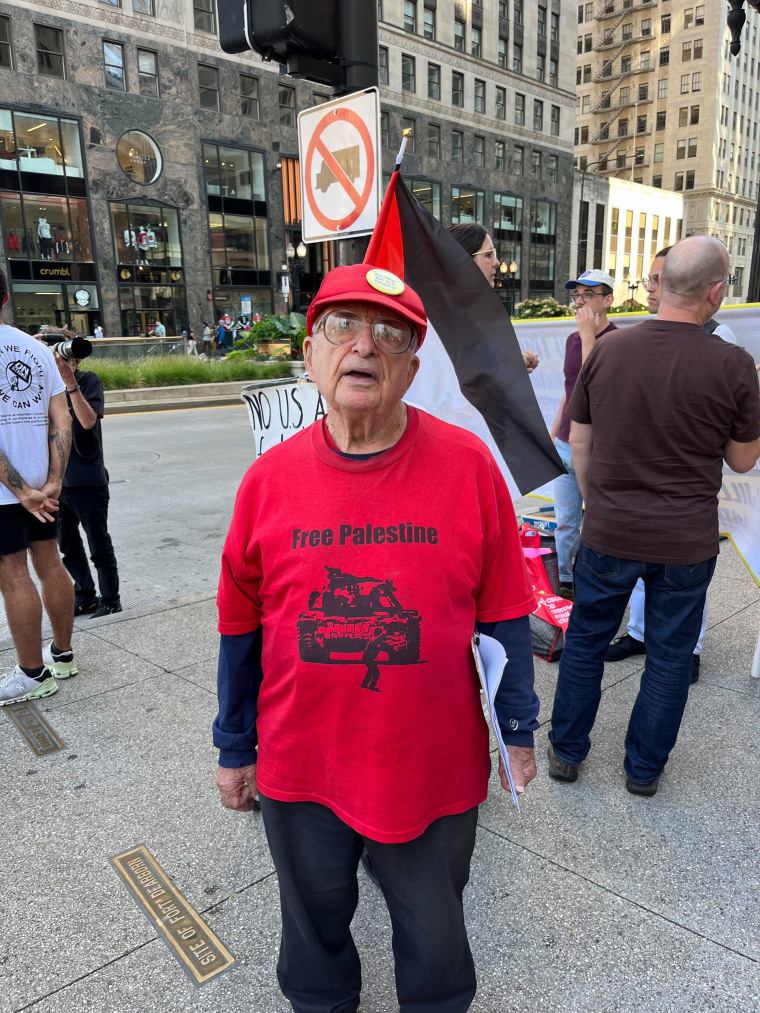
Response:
[212,616,539,768]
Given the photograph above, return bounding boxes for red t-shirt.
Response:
[217,407,535,843]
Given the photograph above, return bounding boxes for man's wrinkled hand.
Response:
[216,763,259,812]
[499,746,537,795]
[54,351,77,386]
[20,487,58,523]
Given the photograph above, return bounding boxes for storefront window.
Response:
[451,187,485,225]
[110,200,187,335]
[12,113,83,190]
[10,281,100,335]
[203,142,266,204]
[0,108,14,172]
[529,198,557,287]
[116,130,162,185]
[409,178,441,220]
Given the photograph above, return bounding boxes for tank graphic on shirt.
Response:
[296,567,422,689]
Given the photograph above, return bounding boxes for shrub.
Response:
[86,356,291,390]
[514,297,574,319]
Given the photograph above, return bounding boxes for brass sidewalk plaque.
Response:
[111,844,235,985]
[5,700,65,755]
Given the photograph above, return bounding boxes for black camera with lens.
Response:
[40,332,93,362]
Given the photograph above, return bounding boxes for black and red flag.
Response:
[364,168,564,496]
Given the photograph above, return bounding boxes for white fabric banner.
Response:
[514,307,760,586]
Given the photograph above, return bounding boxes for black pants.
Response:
[58,485,119,605]
[259,796,478,1013]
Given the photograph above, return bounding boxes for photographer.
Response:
[44,329,121,619]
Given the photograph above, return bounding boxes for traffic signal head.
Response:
[219,0,337,63]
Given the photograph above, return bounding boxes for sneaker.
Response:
[42,642,78,680]
[547,742,579,782]
[91,600,122,619]
[690,654,700,684]
[558,582,574,602]
[74,598,99,617]
[0,665,58,706]
[605,634,646,662]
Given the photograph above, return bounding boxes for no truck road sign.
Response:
[298,88,381,244]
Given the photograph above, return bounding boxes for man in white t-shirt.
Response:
[0,268,78,705]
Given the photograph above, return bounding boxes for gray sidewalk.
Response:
[2,537,759,1012]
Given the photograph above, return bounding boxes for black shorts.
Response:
[0,503,59,557]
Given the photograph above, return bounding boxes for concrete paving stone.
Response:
[173,657,219,696]
[87,600,220,672]
[698,601,760,695]
[3,675,273,1010]
[703,573,760,628]
[16,824,760,1013]
[479,675,760,964]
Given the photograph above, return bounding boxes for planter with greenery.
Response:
[513,297,573,319]
[86,356,291,390]
[228,312,307,362]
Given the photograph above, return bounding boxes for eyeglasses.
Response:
[316,312,415,354]
[472,247,498,259]
[571,288,605,303]
[643,274,660,291]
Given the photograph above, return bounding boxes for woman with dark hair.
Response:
[448,224,539,372]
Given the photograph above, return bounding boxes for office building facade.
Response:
[0,1,576,336]
[574,0,756,303]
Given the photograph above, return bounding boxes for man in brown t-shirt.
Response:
[547,236,760,796]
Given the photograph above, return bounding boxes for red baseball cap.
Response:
[306,264,427,348]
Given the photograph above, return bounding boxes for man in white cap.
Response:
[550,269,617,598]
[212,263,539,1012]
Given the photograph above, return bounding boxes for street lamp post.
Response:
[627,279,640,307]
[286,241,307,312]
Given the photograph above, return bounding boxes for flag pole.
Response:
[395,129,412,169]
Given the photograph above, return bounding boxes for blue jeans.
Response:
[627,578,708,654]
[549,544,716,784]
[553,439,582,583]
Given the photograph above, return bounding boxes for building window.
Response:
[680,75,690,94]
[513,44,523,74]
[409,178,441,219]
[498,39,507,68]
[380,111,389,147]
[515,0,524,26]
[551,10,559,41]
[685,170,695,190]
[474,135,485,168]
[423,6,435,40]
[693,38,703,60]
[133,0,154,15]
[529,199,556,284]
[548,154,558,182]
[472,26,482,59]
[659,47,669,66]
[402,54,415,92]
[551,106,560,136]
[682,41,692,62]
[695,4,705,26]
[676,139,686,159]
[240,74,259,118]
[692,73,701,92]
[533,100,544,132]
[658,78,668,99]
[0,15,13,69]
[452,72,464,107]
[379,46,389,85]
[198,64,220,110]
[550,59,558,86]
[474,79,485,114]
[495,86,506,120]
[428,63,440,100]
[688,137,697,157]
[495,140,505,172]
[428,123,440,159]
[531,150,541,179]
[513,145,524,175]
[451,186,484,225]
[279,85,296,126]
[674,172,684,191]
[691,105,700,125]
[135,49,159,97]
[636,114,647,134]
[536,54,546,83]
[103,41,125,90]
[454,20,465,52]
[404,0,417,33]
[451,130,463,163]
[515,93,525,126]
[35,24,65,79]
[193,0,215,34]
[652,175,662,188]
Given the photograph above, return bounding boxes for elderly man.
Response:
[548,237,760,797]
[213,264,539,1012]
